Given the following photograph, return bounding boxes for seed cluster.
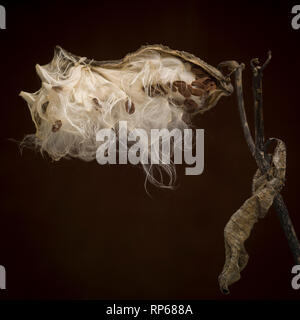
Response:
[136,67,218,115]
[20,44,232,187]
[38,66,218,134]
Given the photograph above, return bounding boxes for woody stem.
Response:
[234,58,300,264]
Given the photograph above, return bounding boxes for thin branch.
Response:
[234,65,268,171]
[251,52,268,152]
[273,194,300,264]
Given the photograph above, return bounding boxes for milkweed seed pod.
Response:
[20,44,233,187]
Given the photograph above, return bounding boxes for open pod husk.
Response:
[19,44,233,187]
[55,44,234,115]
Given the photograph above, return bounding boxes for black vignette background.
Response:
[0,0,299,299]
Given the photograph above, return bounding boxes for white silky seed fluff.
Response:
[20,46,218,188]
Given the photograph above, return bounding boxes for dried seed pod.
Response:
[52,120,62,132]
[60,44,232,114]
[20,44,233,185]
[125,100,135,114]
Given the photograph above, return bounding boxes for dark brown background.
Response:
[0,0,299,299]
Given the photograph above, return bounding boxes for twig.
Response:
[234,57,300,264]
[250,51,271,153]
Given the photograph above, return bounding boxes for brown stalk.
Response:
[234,54,300,265]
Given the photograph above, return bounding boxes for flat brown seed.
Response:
[52,120,62,132]
[41,101,49,113]
[172,80,191,97]
[188,85,205,97]
[184,98,198,113]
[178,86,191,98]
[173,80,186,89]
[125,100,135,114]
[191,77,210,88]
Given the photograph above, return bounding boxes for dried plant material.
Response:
[173,80,191,98]
[219,55,300,291]
[144,84,167,97]
[20,44,232,187]
[218,138,286,294]
[125,100,135,114]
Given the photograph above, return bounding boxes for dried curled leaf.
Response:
[218,139,286,294]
